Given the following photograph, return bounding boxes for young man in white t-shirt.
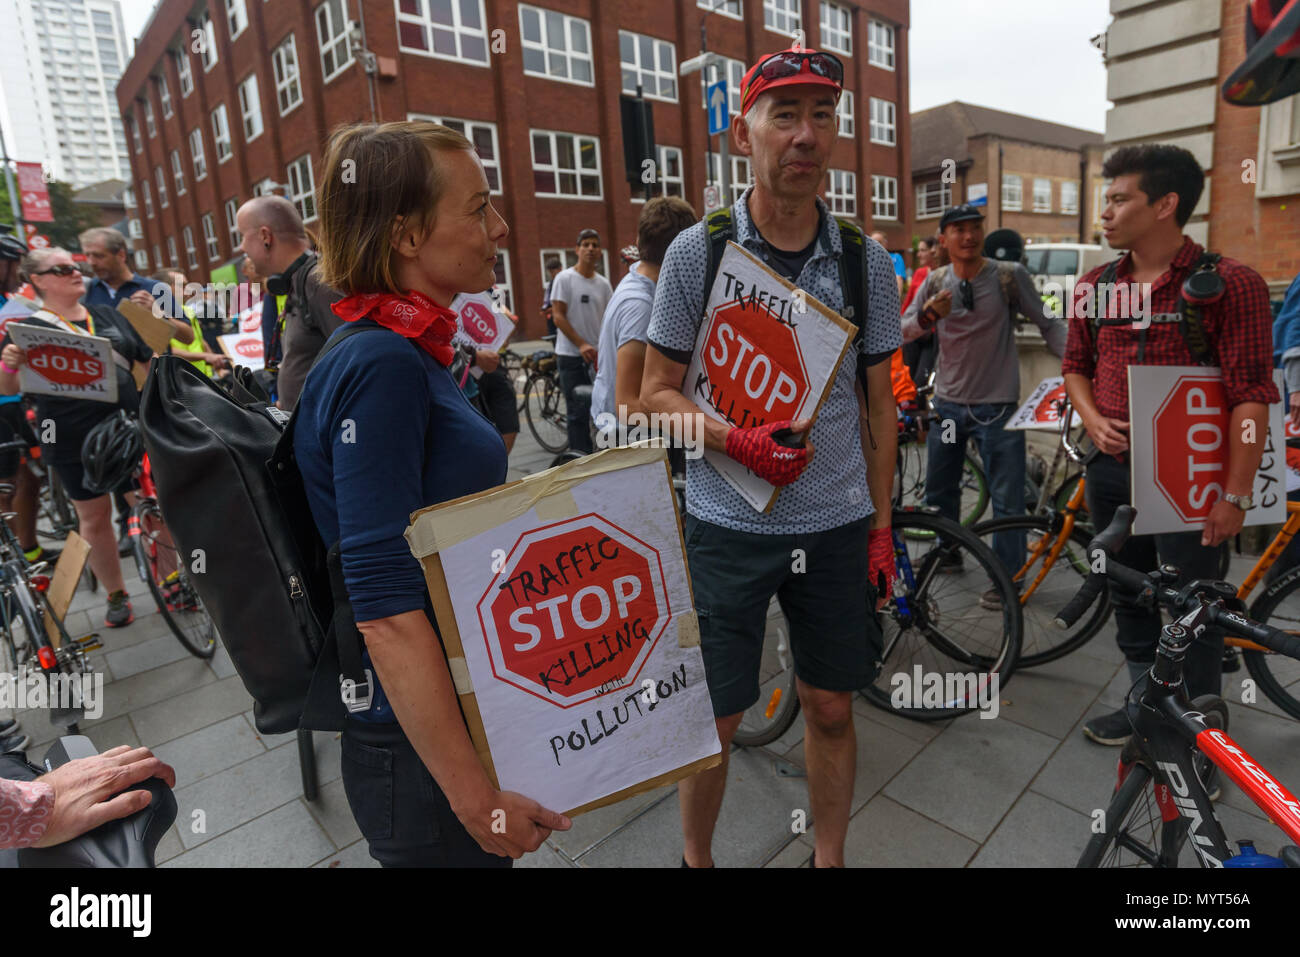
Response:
[550,229,613,453]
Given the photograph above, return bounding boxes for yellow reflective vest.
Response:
[170,303,212,377]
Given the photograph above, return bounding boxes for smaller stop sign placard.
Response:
[26,345,106,387]
[235,339,262,359]
[698,301,808,428]
[459,299,498,345]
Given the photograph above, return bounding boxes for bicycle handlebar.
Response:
[1054,505,1300,662]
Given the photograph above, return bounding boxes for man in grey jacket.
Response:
[902,205,1067,604]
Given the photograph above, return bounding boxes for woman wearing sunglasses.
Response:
[0,247,154,629]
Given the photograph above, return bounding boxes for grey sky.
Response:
[120,0,1112,133]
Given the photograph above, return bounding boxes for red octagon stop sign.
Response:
[698,301,808,428]
[26,345,106,387]
[477,515,671,708]
[1153,375,1230,523]
[459,299,498,346]
[235,339,262,359]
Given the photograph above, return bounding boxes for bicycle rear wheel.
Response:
[733,597,800,747]
[1244,571,1300,720]
[893,440,989,539]
[131,499,217,659]
[524,374,569,455]
[971,514,1111,667]
[860,509,1021,721]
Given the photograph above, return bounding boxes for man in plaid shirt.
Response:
[1063,144,1279,747]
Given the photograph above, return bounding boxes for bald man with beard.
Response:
[236,196,343,409]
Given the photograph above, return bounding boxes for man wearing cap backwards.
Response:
[902,204,1066,607]
[551,228,612,453]
[642,45,902,868]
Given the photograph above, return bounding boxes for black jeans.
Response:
[340,719,512,868]
[1085,454,1224,699]
[557,354,594,454]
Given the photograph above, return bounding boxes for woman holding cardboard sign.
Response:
[0,247,153,630]
[295,121,571,867]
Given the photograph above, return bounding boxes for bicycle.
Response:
[128,446,218,659]
[733,506,1023,745]
[498,345,528,413]
[520,344,569,455]
[971,401,1299,717]
[1063,505,1300,867]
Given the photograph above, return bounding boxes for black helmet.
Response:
[1223,0,1300,106]
[0,232,27,263]
[80,411,143,495]
[984,228,1025,264]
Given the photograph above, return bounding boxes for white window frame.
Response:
[128,218,143,239]
[916,180,951,219]
[212,103,233,163]
[869,97,895,146]
[619,30,677,103]
[868,20,895,70]
[198,11,218,72]
[253,178,277,197]
[826,169,856,216]
[158,73,172,118]
[632,145,685,203]
[530,129,603,200]
[127,114,142,153]
[1093,181,1105,226]
[238,73,264,143]
[316,0,354,83]
[871,174,898,220]
[143,98,156,138]
[202,213,220,261]
[225,0,248,41]
[170,149,186,196]
[153,244,162,269]
[697,0,742,21]
[1002,174,1022,211]
[134,249,149,271]
[764,0,801,36]
[189,127,208,181]
[155,166,168,209]
[173,233,186,269]
[408,113,503,196]
[540,247,610,279]
[492,250,514,314]
[708,153,752,205]
[836,89,855,137]
[700,56,745,117]
[519,5,594,87]
[141,180,153,218]
[397,0,490,66]
[287,154,317,223]
[225,197,240,250]
[1032,178,1052,213]
[1255,93,1300,198]
[1060,180,1079,215]
[176,50,193,97]
[820,2,852,55]
[272,34,303,116]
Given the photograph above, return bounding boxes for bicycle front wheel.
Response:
[131,500,217,659]
[733,597,800,747]
[1244,571,1300,720]
[524,374,569,455]
[894,440,990,539]
[971,514,1111,667]
[861,509,1021,721]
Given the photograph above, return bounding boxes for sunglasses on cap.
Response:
[747,50,844,94]
[35,264,80,277]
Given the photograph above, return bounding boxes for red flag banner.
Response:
[17,163,53,222]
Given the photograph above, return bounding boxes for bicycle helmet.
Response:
[0,231,28,262]
[80,411,143,495]
[1223,0,1300,106]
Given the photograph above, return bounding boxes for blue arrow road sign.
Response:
[708,81,730,135]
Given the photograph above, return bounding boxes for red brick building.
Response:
[117,0,912,337]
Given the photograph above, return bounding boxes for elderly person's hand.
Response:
[33,745,176,849]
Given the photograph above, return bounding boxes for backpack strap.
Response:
[1089,258,1123,369]
[994,261,1020,317]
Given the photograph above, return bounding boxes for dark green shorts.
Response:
[683,514,883,718]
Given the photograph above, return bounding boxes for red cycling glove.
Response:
[724,421,809,487]
[868,526,895,604]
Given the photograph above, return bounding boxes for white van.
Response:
[1023,243,1110,302]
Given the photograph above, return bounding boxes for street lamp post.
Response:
[680,0,733,211]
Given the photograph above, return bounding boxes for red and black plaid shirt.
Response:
[1061,237,1279,419]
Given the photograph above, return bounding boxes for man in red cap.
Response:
[642,45,902,867]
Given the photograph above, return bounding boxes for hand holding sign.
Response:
[455,785,571,859]
[725,419,814,486]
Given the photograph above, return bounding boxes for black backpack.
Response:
[138,324,382,733]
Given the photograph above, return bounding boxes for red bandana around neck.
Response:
[331,289,459,366]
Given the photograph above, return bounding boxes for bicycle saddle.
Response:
[14,736,177,868]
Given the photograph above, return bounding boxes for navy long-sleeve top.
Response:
[295,319,508,720]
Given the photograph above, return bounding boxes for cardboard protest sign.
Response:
[8,322,116,404]
[683,242,855,512]
[1128,366,1285,535]
[218,332,265,372]
[43,531,90,648]
[451,293,515,379]
[238,302,263,334]
[1006,376,1082,431]
[406,446,721,816]
[116,300,176,356]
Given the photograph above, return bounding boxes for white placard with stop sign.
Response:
[451,292,515,378]
[217,332,265,372]
[683,242,855,512]
[406,446,720,816]
[8,322,116,403]
[1128,365,1285,536]
[1005,376,1083,431]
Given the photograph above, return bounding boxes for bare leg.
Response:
[679,711,743,867]
[797,679,856,867]
[72,494,126,595]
